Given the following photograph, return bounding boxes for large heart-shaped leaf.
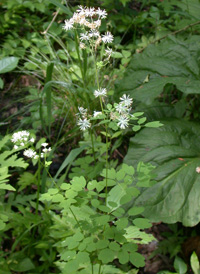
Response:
[0,57,19,74]
[124,119,200,226]
[115,36,200,104]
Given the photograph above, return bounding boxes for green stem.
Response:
[36,158,41,215]
[90,129,97,164]
[69,207,83,232]
[105,124,108,205]
[98,262,102,274]
[74,30,85,87]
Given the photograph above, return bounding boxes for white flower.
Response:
[85,7,95,17]
[117,115,129,129]
[102,32,114,44]
[30,137,35,143]
[196,167,200,173]
[20,142,25,146]
[80,32,89,41]
[93,111,102,117]
[105,47,112,57]
[11,131,30,143]
[80,43,86,49]
[77,5,85,15]
[115,103,128,114]
[23,148,37,158]
[41,143,48,147]
[77,107,87,117]
[120,94,133,107]
[94,88,107,98]
[14,145,18,150]
[89,30,100,38]
[77,118,91,131]
[63,19,74,31]
[95,20,101,28]
[96,8,107,19]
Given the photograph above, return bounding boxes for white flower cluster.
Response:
[23,142,51,159]
[114,94,133,129]
[11,131,35,149]
[76,107,91,131]
[11,131,51,159]
[63,6,113,52]
[76,94,133,131]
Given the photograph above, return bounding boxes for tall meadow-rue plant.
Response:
[6,6,161,273]
[39,6,160,274]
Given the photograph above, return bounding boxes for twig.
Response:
[41,9,60,35]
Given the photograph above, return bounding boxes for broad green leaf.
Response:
[128,207,144,216]
[0,57,19,74]
[98,248,115,264]
[107,185,126,211]
[132,218,152,229]
[116,36,200,104]
[60,250,76,261]
[124,119,200,226]
[145,121,163,127]
[130,252,145,268]
[118,250,129,264]
[96,240,109,249]
[125,226,155,244]
[116,218,128,230]
[190,252,200,274]
[95,215,110,225]
[174,256,187,274]
[109,242,120,251]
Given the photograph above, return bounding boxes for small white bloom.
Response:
[89,29,100,38]
[30,137,35,143]
[94,88,107,98]
[196,167,200,173]
[77,118,91,131]
[77,5,85,15]
[120,94,133,107]
[63,19,74,31]
[117,115,129,129]
[77,107,87,117]
[80,43,86,49]
[41,143,48,147]
[14,145,18,149]
[48,147,52,152]
[85,7,95,17]
[93,111,102,117]
[115,103,128,114]
[20,142,25,146]
[41,153,44,158]
[102,32,114,44]
[34,155,39,160]
[96,8,107,19]
[24,148,37,158]
[80,32,89,41]
[105,47,112,56]
[95,19,101,28]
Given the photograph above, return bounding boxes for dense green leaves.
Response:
[124,119,200,226]
[116,36,200,104]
